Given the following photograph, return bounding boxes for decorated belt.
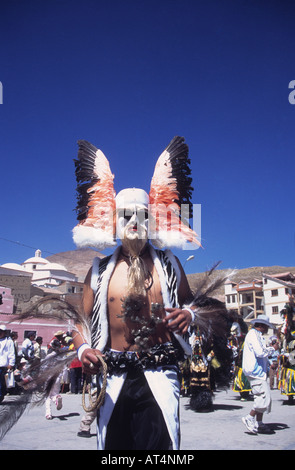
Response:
[103,342,184,375]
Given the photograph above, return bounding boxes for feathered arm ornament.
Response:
[184,262,236,340]
[149,136,200,249]
[72,140,117,250]
[0,297,91,442]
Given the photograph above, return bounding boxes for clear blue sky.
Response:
[0,0,295,274]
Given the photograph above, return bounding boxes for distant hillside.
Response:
[187,265,295,298]
[47,250,295,297]
[47,248,105,281]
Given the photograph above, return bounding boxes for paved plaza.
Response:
[0,387,294,451]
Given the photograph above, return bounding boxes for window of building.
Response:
[272,306,279,314]
[244,294,253,303]
[271,289,278,297]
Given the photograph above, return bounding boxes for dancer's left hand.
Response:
[163,308,192,334]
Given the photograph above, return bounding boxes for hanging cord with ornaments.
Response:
[82,354,108,413]
[117,250,165,350]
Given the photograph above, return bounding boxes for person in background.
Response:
[230,321,251,401]
[0,325,15,403]
[10,331,20,368]
[268,336,280,390]
[47,331,65,354]
[34,336,44,362]
[77,388,97,438]
[242,315,279,434]
[60,335,73,393]
[44,331,66,419]
[21,332,36,362]
[69,355,83,394]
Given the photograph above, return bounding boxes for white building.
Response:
[225,279,264,322]
[1,249,78,291]
[0,265,33,303]
[225,272,295,328]
[263,272,295,325]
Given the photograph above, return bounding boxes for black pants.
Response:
[0,367,7,401]
[70,367,82,394]
[105,370,171,450]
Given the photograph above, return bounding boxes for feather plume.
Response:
[22,349,77,404]
[149,136,200,249]
[0,393,32,441]
[185,262,236,340]
[73,140,117,249]
[0,348,77,441]
[0,297,90,442]
[14,295,91,345]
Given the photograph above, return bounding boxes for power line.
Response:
[0,236,77,263]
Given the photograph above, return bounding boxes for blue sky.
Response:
[0,0,295,274]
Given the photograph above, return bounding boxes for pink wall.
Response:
[0,313,73,349]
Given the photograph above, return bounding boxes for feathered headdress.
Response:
[72,140,117,250]
[149,136,199,249]
[72,136,200,250]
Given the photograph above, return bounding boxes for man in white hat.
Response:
[0,325,16,403]
[241,315,279,434]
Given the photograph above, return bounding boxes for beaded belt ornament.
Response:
[103,342,184,375]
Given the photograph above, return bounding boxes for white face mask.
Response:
[116,205,149,242]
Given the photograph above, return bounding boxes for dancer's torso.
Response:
[107,252,171,351]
